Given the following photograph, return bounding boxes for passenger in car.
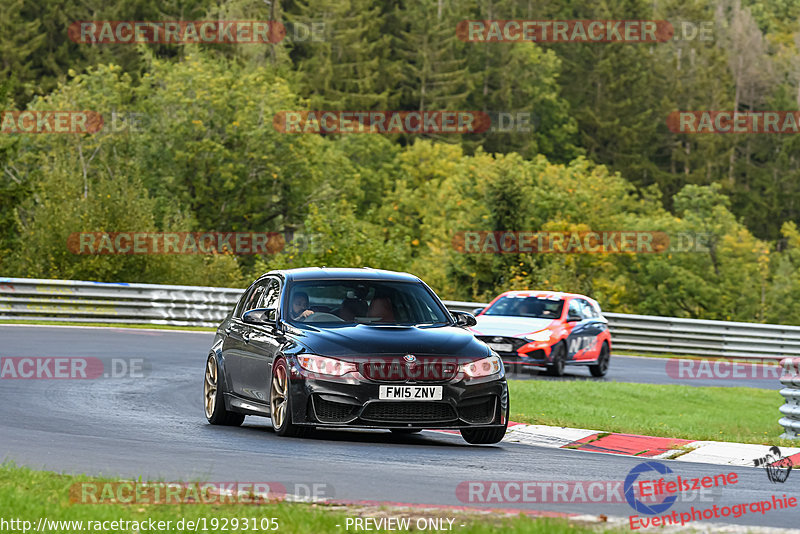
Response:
[367,295,395,322]
[339,298,363,321]
[518,299,541,317]
[337,286,370,321]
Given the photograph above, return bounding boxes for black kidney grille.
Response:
[359,359,458,382]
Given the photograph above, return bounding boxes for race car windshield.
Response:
[483,296,564,319]
[286,280,451,326]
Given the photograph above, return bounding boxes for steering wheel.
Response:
[299,312,345,323]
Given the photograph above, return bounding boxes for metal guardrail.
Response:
[0,277,242,327]
[779,358,800,439]
[2,276,799,438]
[3,277,800,359]
[445,303,800,361]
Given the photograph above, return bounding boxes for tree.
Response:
[395,0,473,124]
[285,0,397,109]
[0,0,45,106]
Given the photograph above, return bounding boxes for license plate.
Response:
[488,343,513,352]
[379,385,443,400]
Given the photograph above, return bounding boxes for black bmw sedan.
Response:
[203,267,509,444]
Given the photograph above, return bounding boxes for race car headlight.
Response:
[297,355,356,376]
[461,354,503,378]
[525,329,552,342]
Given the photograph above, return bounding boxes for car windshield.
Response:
[483,295,564,319]
[285,280,451,326]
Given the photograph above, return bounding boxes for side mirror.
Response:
[567,313,582,323]
[472,307,484,316]
[452,311,478,328]
[243,308,277,325]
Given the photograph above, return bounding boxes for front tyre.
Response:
[270,358,305,437]
[204,356,245,426]
[460,402,509,445]
[544,342,566,377]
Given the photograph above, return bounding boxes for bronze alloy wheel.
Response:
[270,361,288,429]
[270,359,304,437]
[204,355,244,426]
[204,357,217,419]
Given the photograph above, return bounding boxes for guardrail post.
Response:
[779,357,800,440]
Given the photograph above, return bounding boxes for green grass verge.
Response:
[0,319,214,332]
[0,464,622,534]
[508,379,793,446]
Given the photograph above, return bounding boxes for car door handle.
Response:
[242,331,252,342]
[224,325,232,334]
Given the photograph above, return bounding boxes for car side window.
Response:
[568,299,582,319]
[258,277,281,310]
[577,299,596,319]
[234,284,256,318]
[241,280,268,315]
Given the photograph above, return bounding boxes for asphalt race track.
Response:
[0,325,795,529]
[501,354,780,391]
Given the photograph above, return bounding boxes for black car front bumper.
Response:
[285,363,509,430]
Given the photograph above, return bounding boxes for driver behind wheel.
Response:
[290,291,314,320]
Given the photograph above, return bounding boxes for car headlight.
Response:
[461,354,503,378]
[297,355,356,376]
[525,329,552,342]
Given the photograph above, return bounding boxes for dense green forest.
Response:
[3,0,800,323]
